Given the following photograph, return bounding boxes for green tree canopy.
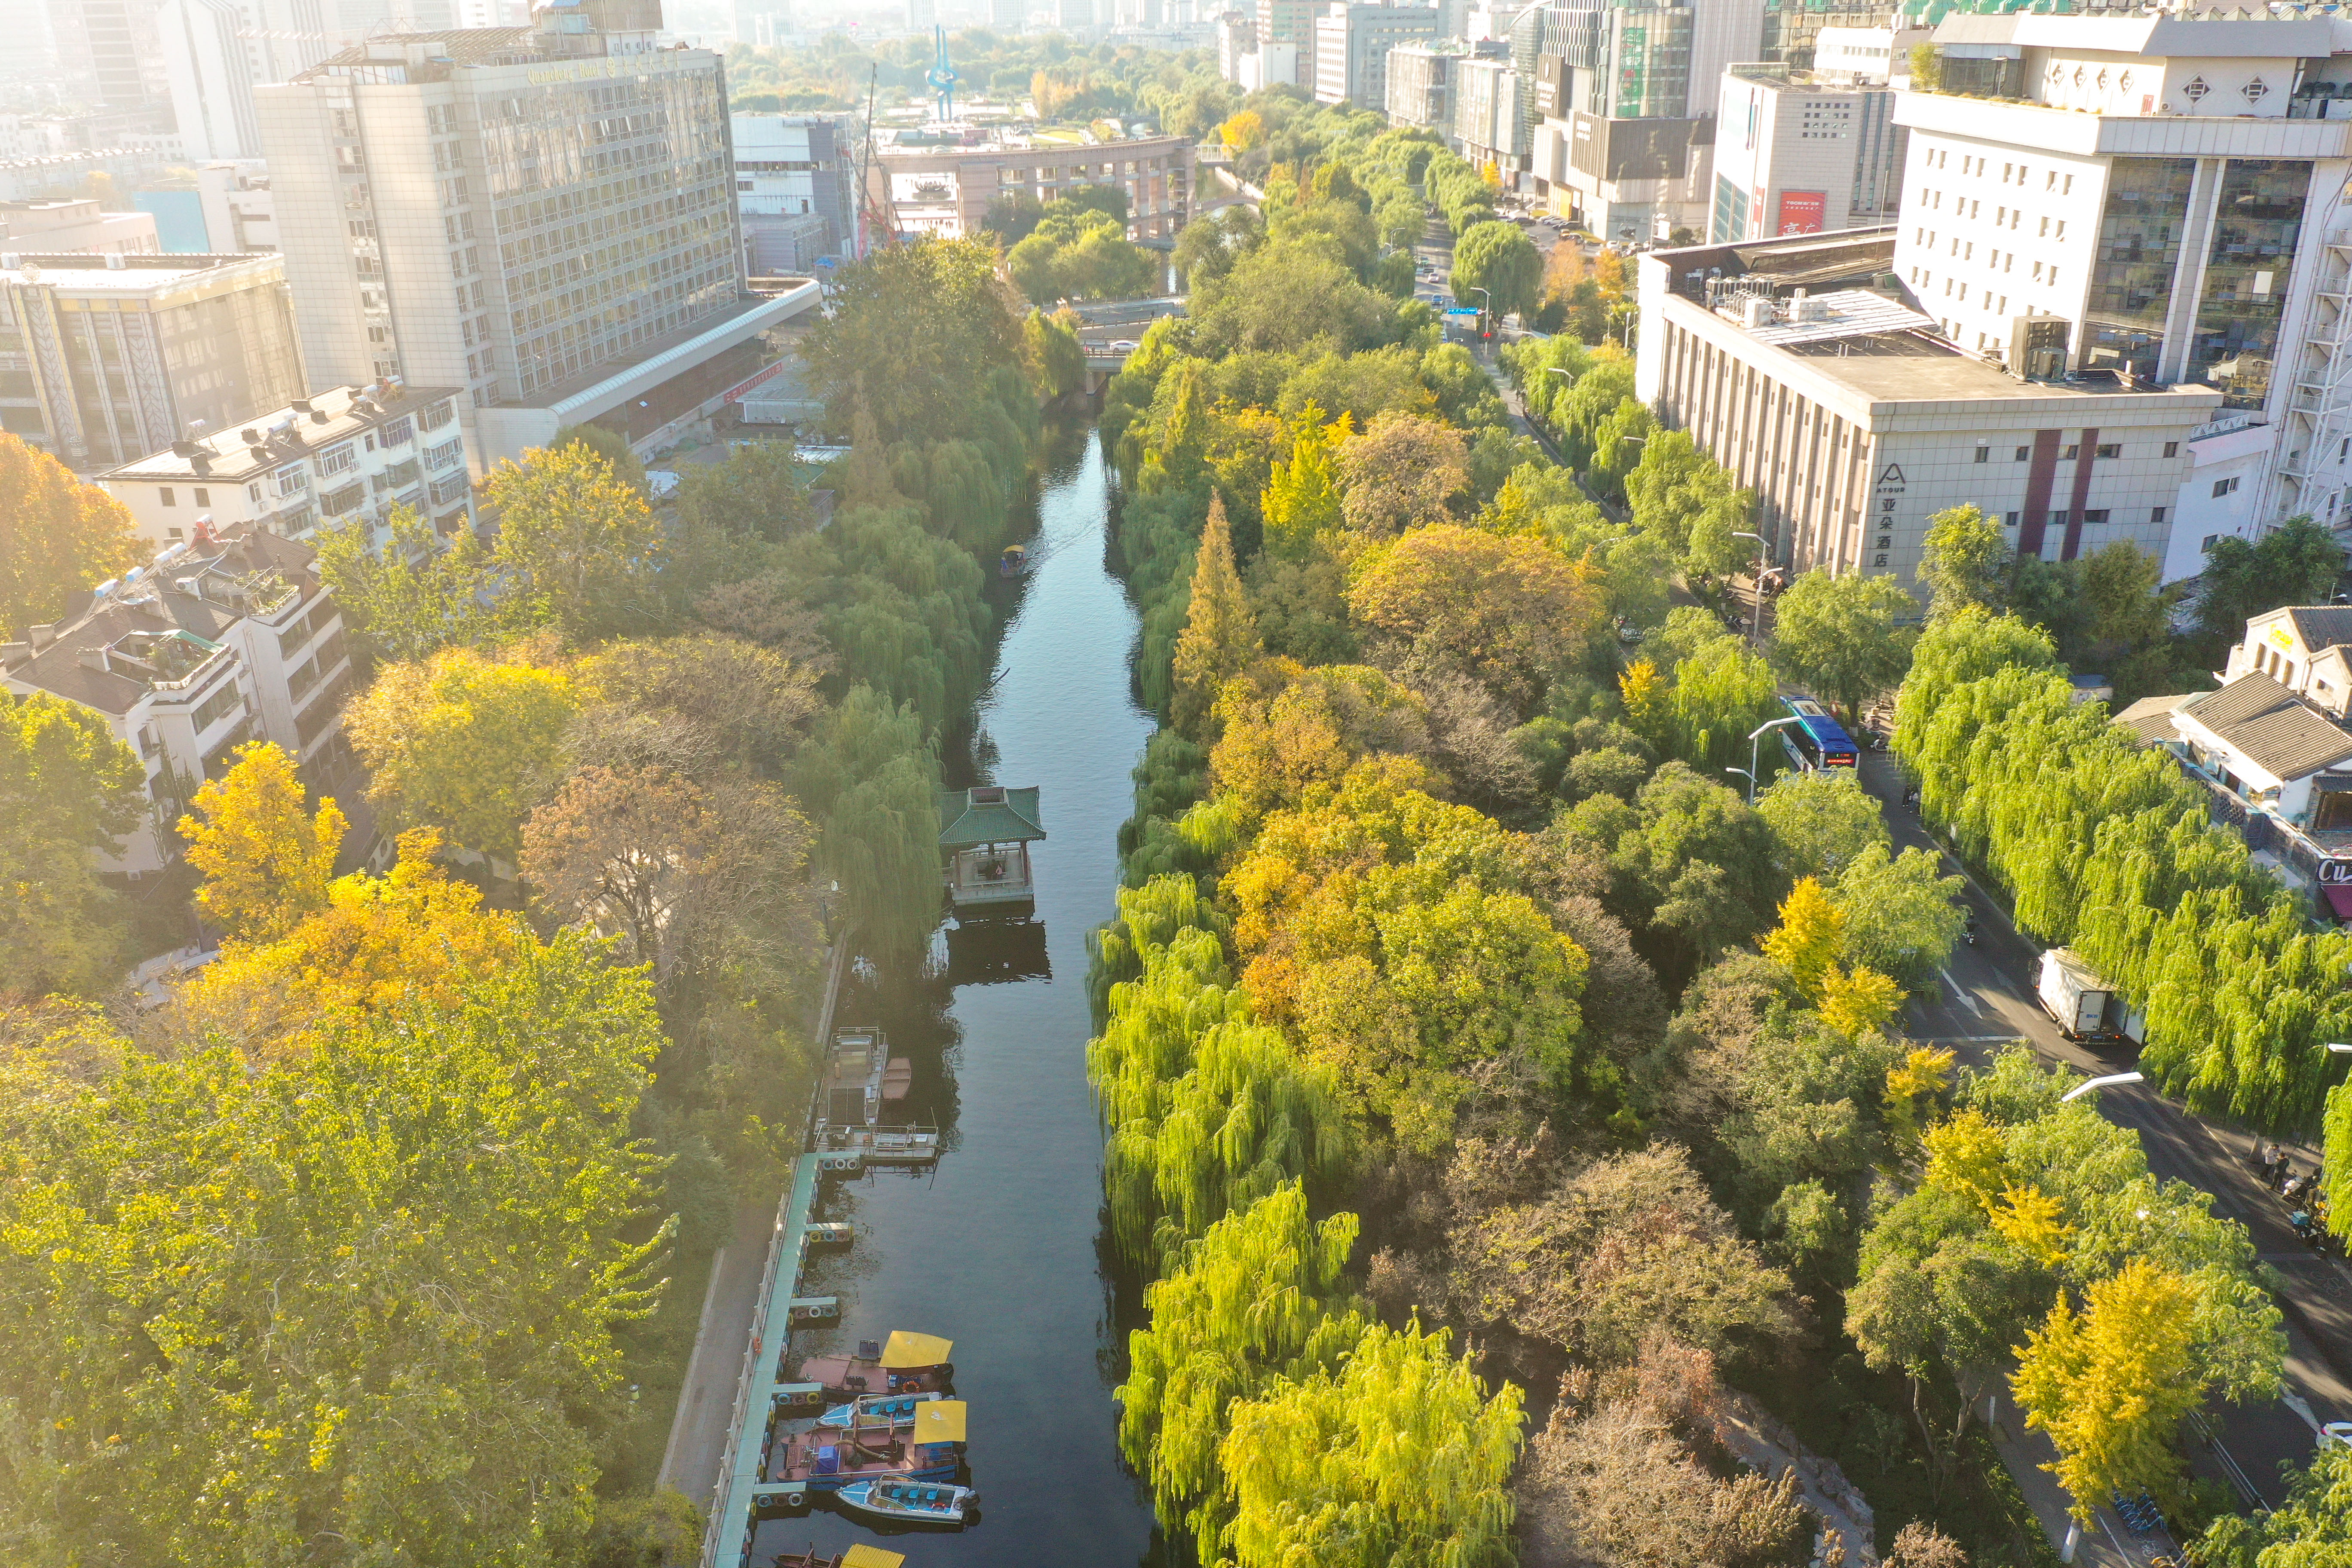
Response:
[483,443,668,642]
[1919,503,2009,619]
[1772,568,1919,720]
[1448,219,1542,323]
[314,506,495,662]
[0,688,144,995]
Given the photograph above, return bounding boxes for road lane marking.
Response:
[1939,967,1984,1016]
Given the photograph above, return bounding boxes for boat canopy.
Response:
[842,1548,906,1568]
[936,785,1044,849]
[912,1400,967,1445]
[879,1329,953,1368]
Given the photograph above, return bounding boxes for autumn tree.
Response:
[1170,496,1261,737]
[1258,405,1346,559]
[1761,877,1844,998]
[1350,526,1600,713]
[1334,412,1468,539]
[483,443,667,641]
[0,432,138,637]
[1772,568,1919,720]
[2012,1261,2209,1516]
[178,740,346,940]
[313,505,494,661]
[550,420,650,495]
[345,645,578,860]
[0,688,144,995]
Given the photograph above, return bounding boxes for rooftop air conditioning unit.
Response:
[1741,295,1774,328]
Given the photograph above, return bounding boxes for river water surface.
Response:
[751,424,1164,1567]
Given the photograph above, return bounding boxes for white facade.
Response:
[196,161,276,251]
[159,0,257,161]
[1237,41,1298,89]
[1893,12,2352,576]
[1313,1,1439,108]
[1637,237,2223,593]
[731,113,851,271]
[1710,64,1900,243]
[1454,55,1525,163]
[98,381,473,548]
[0,524,355,876]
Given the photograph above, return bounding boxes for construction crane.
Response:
[851,63,900,257]
[925,25,958,122]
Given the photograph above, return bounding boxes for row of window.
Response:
[1971,440,2162,462]
[1923,145,2079,194]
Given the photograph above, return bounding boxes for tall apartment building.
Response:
[732,113,851,272]
[1888,10,2352,575]
[1385,40,1461,130]
[0,521,357,873]
[49,0,169,113]
[1455,52,1526,170]
[1709,61,1901,242]
[1313,1,1439,108]
[0,250,304,469]
[97,379,474,546]
[256,1,820,468]
[1635,230,2221,594]
[1258,0,1316,84]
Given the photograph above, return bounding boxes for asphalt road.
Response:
[1856,744,2352,1507]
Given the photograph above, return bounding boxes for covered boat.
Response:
[763,1400,964,1491]
[836,1478,981,1528]
[796,1331,955,1396]
[819,1390,949,1429]
[998,544,1027,577]
[772,1545,906,1568]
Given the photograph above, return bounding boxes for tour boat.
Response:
[796,1331,955,1397]
[835,1478,982,1528]
[763,1406,963,1492]
[819,1390,949,1429]
[771,1544,904,1568]
[998,544,1027,577]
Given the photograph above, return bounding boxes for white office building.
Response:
[732,113,853,273]
[1710,61,1902,243]
[1890,11,2352,575]
[1454,53,1526,169]
[1313,1,1439,108]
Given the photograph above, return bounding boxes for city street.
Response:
[1855,744,2352,1514]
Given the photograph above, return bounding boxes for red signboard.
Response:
[1776,190,1827,236]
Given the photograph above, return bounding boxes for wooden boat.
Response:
[772,1545,904,1568]
[820,1390,949,1429]
[836,1478,981,1528]
[796,1331,955,1397]
[763,1415,960,1491]
[863,1126,940,1167]
[998,544,1027,577]
[880,1057,913,1101]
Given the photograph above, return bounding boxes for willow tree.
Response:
[1216,1320,1524,1568]
[1117,1183,1368,1547]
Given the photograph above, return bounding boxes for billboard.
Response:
[1775,190,1827,235]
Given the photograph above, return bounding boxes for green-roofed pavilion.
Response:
[937,785,1044,915]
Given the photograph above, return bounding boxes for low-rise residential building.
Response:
[1636,228,2221,591]
[194,162,276,252]
[2116,605,2352,909]
[0,196,159,253]
[0,522,355,876]
[96,379,472,549]
[0,250,305,471]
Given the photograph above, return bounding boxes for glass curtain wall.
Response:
[2190,157,2309,410]
[2082,156,2193,380]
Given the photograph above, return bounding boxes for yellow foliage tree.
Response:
[168,828,535,1060]
[178,741,346,941]
[1881,1044,1956,1152]
[1990,1183,2073,1266]
[1170,496,1262,739]
[1618,657,1668,751]
[2012,1261,2206,1518]
[1761,877,1844,998]
[1819,964,1905,1038]
[1219,109,1267,151]
[345,645,576,861]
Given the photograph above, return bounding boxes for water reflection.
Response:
[942,920,1051,988]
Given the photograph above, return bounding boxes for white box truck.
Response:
[2036,948,2144,1043]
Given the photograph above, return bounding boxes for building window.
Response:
[2153,506,2168,523]
[2095,443,2120,458]
[2004,511,2020,527]
[1974,443,1990,463]
[159,487,175,506]
[2063,444,2080,459]
[318,443,356,475]
[2015,446,2030,460]
[2082,508,2110,524]
[2213,475,2241,497]
[2164,441,2180,457]
[247,484,262,502]
[2051,509,2071,527]
[276,466,309,497]
[192,488,208,506]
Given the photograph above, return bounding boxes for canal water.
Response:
[752,423,1165,1567]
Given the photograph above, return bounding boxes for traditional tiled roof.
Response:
[937,786,1044,848]
[2111,692,2196,746]
[2177,671,2352,781]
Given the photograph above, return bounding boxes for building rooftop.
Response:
[0,251,279,293]
[2272,606,2352,654]
[2,524,320,717]
[2113,691,2197,746]
[2177,671,2352,780]
[99,380,461,486]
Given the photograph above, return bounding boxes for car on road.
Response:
[1108,339,1139,351]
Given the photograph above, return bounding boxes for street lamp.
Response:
[2328,1043,2352,1054]
[1467,284,1493,340]
[1733,528,1768,647]
[1744,716,1806,802]
[1725,766,1755,802]
[2060,1071,2144,1103]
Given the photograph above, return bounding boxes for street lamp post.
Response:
[1467,285,1493,340]
[2060,1071,2144,1103]
[1733,528,1768,647]
[1743,717,1806,804]
[1725,766,1754,801]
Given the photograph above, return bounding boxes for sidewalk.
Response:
[1982,1396,2182,1568]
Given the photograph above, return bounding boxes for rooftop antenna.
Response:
[927,24,958,122]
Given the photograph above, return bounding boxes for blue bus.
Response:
[1778,694,1859,773]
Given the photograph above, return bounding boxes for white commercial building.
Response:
[195,161,276,251]
[1891,10,2352,575]
[1454,53,1527,168]
[1710,61,1902,243]
[96,380,474,548]
[1636,229,2222,594]
[1313,0,1439,108]
[731,113,854,273]
[0,523,357,875]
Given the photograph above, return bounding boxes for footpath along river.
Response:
[751,422,1165,1567]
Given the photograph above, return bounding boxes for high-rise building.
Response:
[732,113,851,271]
[0,250,305,469]
[1887,10,2352,575]
[1056,0,1092,29]
[49,0,171,112]
[906,0,933,30]
[1454,52,1525,170]
[157,0,256,159]
[1256,0,1314,84]
[1384,40,1460,131]
[255,1,823,469]
[1312,1,1437,108]
[1709,61,1901,243]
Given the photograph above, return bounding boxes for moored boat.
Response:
[763,1407,962,1491]
[820,1390,949,1429]
[998,544,1027,577]
[880,1057,913,1101]
[772,1544,905,1568]
[836,1478,981,1528]
[795,1331,955,1396]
